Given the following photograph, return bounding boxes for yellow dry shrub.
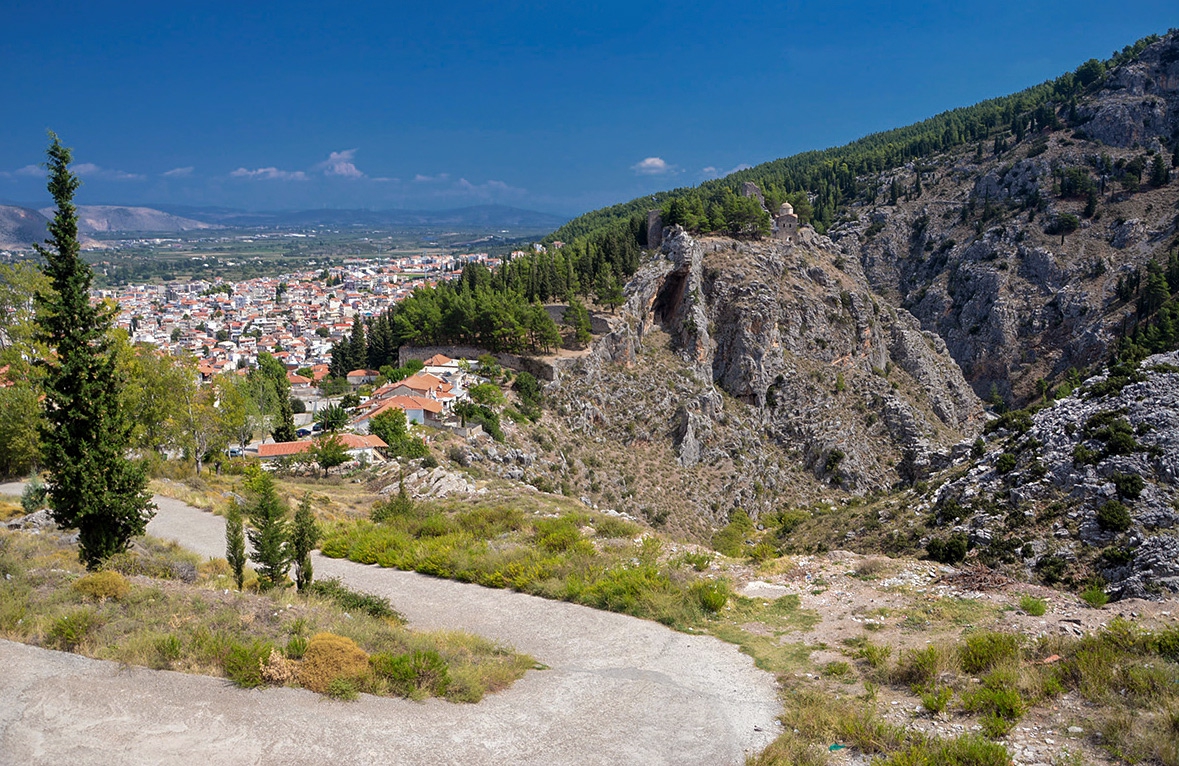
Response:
[260,648,295,685]
[298,632,369,694]
[73,571,130,601]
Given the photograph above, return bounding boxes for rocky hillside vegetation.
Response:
[422,32,1178,606]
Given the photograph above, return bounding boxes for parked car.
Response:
[228,446,244,457]
[312,422,323,432]
[296,428,313,437]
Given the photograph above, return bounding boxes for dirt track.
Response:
[0,491,780,765]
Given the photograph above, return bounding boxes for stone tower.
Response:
[647,209,664,249]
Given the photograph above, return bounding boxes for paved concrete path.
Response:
[0,488,780,765]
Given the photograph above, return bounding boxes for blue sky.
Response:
[1,1,1175,216]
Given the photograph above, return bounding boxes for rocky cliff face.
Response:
[570,227,983,496]
[830,32,1179,406]
[929,352,1179,598]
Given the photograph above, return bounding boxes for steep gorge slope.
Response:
[831,32,1179,404]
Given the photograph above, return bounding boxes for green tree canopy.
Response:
[34,134,153,569]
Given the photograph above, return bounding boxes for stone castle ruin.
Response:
[646,183,800,250]
[741,181,799,242]
[647,209,664,249]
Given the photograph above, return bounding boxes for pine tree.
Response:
[225,501,246,591]
[34,133,153,569]
[256,351,296,442]
[348,315,366,372]
[1150,154,1170,187]
[291,494,319,592]
[244,468,292,589]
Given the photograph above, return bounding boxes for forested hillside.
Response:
[546,34,1167,244]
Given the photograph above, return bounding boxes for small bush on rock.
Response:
[926,533,968,565]
[1109,472,1145,500]
[1096,500,1132,532]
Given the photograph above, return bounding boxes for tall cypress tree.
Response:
[244,468,291,590]
[291,493,319,592]
[256,351,295,442]
[347,314,366,372]
[225,501,246,591]
[34,133,154,569]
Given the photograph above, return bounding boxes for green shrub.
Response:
[673,551,714,571]
[775,509,810,537]
[712,510,755,557]
[20,477,47,513]
[305,578,402,621]
[892,645,951,688]
[47,609,100,650]
[691,579,730,614]
[285,634,308,660]
[325,677,359,700]
[1081,582,1109,608]
[1018,595,1047,616]
[926,533,968,565]
[856,641,892,669]
[1096,500,1132,532]
[962,670,1026,732]
[594,516,640,539]
[533,517,582,553]
[371,649,451,698]
[959,631,1021,674]
[1153,626,1179,661]
[1036,554,1068,585]
[153,634,183,667]
[224,639,273,688]
[995,453,1017,474]
[1109,471,1145,499]
[72,570,130,601]
[983,409,1033,435]
[822,661,851,678]
[920,685,953,714]
[1072,444,1100,465]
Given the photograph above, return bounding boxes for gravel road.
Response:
[0,490,780,765]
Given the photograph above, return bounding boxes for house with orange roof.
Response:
[257,432,388,462]
[352,395,443,430]
[346,368,380,385]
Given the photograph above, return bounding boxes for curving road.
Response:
[0,492,780,765]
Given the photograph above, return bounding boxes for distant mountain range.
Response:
[0,205,50,249]
[149,204,567,231]
[0,203,568,248]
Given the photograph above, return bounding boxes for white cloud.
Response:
[413,173,450,183]
[72,162,145,181]
[455,178,524,197]
[14,164,44,177]
[701,163,752,180]
[632,157,674,175]
[316,149,365,179]
[162,166,194,178]
[230,167,309,181]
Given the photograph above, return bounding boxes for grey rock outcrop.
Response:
[583,228,982,491]
[933,352,1179,599]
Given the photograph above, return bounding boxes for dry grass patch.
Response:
[0,526,534,703]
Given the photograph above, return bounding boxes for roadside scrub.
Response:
[751,622,1179,765]
[0,527,533,703]
[319,498,733,629]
